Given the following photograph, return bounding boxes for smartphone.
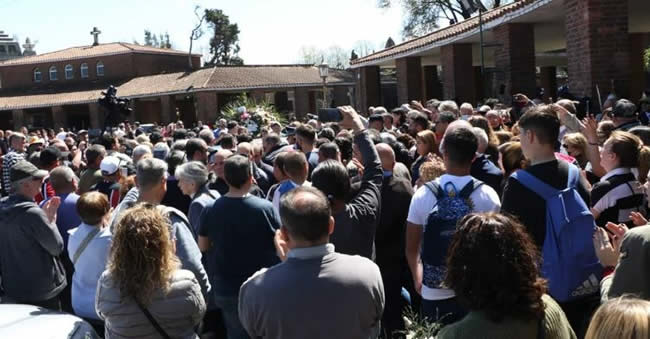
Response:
[318,108,342,123]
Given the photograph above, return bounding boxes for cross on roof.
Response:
[90,27,101,46]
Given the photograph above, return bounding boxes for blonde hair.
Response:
[585,296,650,339]
[419,157,446,183]
[563,132,588,152]
[606,131,642,168]
[108,203,179,305]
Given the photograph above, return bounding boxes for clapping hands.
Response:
[592,222,628,268]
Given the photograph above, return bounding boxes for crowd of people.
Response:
[1,91,650,339]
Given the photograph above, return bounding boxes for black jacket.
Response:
[330,131,383,259]
[376,174,413,267]
[471,154,504,197]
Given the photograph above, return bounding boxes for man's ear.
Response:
[328,216,335,235]
[525,129,536,144]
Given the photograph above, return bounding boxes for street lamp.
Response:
[318,62,329,108]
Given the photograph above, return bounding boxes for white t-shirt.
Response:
[407,174,501,300]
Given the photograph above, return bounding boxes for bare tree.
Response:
[189,5,207,68]
[379,0,512,38]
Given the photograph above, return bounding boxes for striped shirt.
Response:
[591,168,646,227]
[2,150,25,195]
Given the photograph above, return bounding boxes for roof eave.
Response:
[0,50,201,68]
[350,0,553,68]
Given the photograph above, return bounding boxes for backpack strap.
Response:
[566,164,580,189]
[457,179,484,199]
[510,170,559,201]
[424,181,445,201]
[72,227,101,265]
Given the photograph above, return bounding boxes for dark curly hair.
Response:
[445,212,547,322]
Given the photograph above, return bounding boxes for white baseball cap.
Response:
[100,156,122,176]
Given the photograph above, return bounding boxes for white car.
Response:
[0,304,99,338]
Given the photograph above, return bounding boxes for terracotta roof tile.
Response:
[205,65,355,89]
[351,0,537,66]
[0,65,354,110]
[0,42,199,66]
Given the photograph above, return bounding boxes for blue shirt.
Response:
[41,193,81,248]
[199,195,280,296]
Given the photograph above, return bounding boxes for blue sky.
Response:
[0,0,404,64]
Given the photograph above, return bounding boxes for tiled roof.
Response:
[0,42,200,66]
[0,88,101,110]
[0,65,354,110]
[351,0,539,67]
[205,65,355,89]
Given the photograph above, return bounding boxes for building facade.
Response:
[352,0,650,112]
[0,39,354,130]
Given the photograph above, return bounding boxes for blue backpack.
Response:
[421,179,483,289]
[511,165,602,302]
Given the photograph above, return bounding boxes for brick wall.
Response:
[0,52,198,91]
[396,57,423,104]
[356,66,381,111]
[565,0,629,107]
[629,33,650,100]
[441,43,476,103]
[493,23,536,104]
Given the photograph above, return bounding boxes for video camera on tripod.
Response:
[98,85,132,130]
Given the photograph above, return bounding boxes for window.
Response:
[96,61,104,77]
[49,66,57,80]
[34,68,42,82]
[0,46,5,54]
[8,45,16,54]
[65,64,74,80]
[80,63,88,78]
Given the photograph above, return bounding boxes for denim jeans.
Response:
[213,294,249,339]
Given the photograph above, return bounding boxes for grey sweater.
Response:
[0,195,66,301]
[238,244,384,339]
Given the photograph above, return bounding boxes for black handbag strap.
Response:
[134,298,172,339]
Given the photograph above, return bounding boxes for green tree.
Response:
[379,0,513,38]
[385,37,396,48]
[144,30,153,46]
[644,47,650,71]
[204,9,243,66]
[142,30,172,49]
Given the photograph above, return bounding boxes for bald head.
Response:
[279,186,333,243]
[237,142,252,157]
[440,120,473,155]
[213,149,233,178]
[375,143,395,171]
[445,120,473,136]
